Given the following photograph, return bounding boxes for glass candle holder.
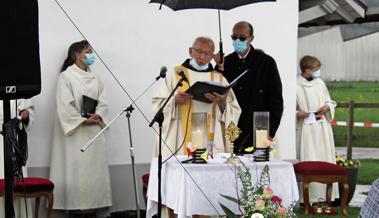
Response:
[253,112,270,149]
[191,112,207,150]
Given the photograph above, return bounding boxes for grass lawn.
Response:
[326,81,379,148]
[294,207,360,218]
[356,159,379,185]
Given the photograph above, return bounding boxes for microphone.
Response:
[155,66,167,80]
[177,70,189,83]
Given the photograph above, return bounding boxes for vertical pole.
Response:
[126,108,140,218]
[217,10,224,64]
[2,100,15,218]
[347,101,354,160]
[157,122,162,218]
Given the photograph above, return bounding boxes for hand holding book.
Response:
[81,95,98,118]
[185,70,248,103]
[204,91,228,108]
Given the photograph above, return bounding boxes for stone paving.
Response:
[335,147,379,159]
[335,147,379,207]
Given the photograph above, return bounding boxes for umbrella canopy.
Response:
[149,0,275,11]
[149,0,276,61]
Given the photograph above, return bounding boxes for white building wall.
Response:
[298,27,379,81]
[298,27,345,80]
[344,32,379,81]
[28,0,298,168]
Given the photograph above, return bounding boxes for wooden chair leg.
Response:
[143,184,148,207]
[303,182,310,214]
[46,192,54,218]
[326,183,333,206]
[35,197,41,218]
[341,182,349,218]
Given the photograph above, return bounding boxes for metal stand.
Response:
[81,71,166,217]
[125,105,140,218]
[2,100,15,218]
[80,106,141,218]
[149,78,184,218]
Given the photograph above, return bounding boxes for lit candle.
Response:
[256,129,268,148]
[192,129,205,149]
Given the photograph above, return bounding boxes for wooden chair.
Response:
[294,161,349,217]
[0,177,54,218]
[142,173,150,206]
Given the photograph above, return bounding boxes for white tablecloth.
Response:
[146,155,299,218]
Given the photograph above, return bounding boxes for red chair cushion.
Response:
[142,173,150,185]
[0,177,54,193]
[294,161,347,176]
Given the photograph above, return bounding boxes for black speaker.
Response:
[0,0,41,100]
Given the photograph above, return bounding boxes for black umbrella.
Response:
[150,0,276,60]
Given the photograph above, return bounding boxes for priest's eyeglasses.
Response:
[191,47,214,58]
[231,35,250,41]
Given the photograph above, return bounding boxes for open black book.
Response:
[185,69,248,103]
[81,95,98,118]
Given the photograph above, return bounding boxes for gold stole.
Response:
[175,66,223,154]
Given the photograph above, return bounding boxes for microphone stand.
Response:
[125,104,140,218]
[149,77,185,218]
[81,74,165,218]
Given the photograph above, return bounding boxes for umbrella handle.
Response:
[219,41,224,64]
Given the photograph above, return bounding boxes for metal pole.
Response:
[125,106,140,218]
[2,100,15,218]
[347,101,354,160]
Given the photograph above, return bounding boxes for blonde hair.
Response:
[299,55,321,73]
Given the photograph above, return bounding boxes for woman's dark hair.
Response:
[60,40,90,72]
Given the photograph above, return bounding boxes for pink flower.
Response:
[277,207,288,215]
[262,187,273,199]
[271,195,282,203]
[255,199,266,211]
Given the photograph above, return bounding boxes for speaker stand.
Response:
[2,100,15,217]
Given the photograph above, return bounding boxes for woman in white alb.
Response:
[49,40,112,216]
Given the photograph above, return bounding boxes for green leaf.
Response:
[220,194,240,204]
[219,202,238,218]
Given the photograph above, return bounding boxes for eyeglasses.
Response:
[191,47,214,58]
[231,35,250,41]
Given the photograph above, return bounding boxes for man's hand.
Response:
[214,52,224,71]
[175,92,192,105]
[316,105,329,115]
[19,110,29,120]
[204,91,228,108]
[297,111,310,119]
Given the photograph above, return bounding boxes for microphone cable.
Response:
[4,117,29,217]
[53,1,222,215]
[161,100,191,164]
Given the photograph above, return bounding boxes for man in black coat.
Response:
[216,21,283,153]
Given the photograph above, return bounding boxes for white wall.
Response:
[298,27,379,81]
[28,0,298,167]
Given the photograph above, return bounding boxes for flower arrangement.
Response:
[336,155,360,168]
[219,160,296,218]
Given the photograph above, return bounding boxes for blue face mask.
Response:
[232,39,248,53]
[85,52,96,66]
[312,69,321,78]
[190,58,209,71]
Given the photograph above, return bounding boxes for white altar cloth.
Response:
[146,155,299,218]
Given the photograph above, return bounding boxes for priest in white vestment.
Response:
[49,40,112,214]
[152,37,241,158]
[0,99,34,218]
[296,55,338,203]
